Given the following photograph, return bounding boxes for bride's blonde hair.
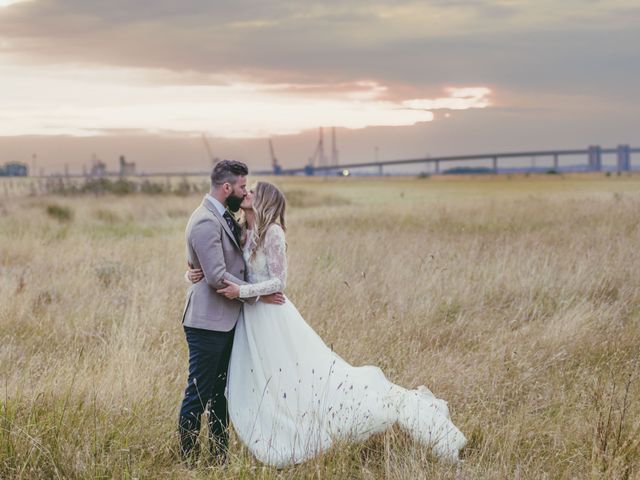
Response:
[249,181,286,261]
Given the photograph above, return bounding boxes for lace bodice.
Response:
[238,224,287,298]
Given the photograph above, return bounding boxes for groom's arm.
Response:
[191,219,247,290]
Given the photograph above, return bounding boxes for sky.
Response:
[0,0,639,174]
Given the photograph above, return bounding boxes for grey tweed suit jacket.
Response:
[182,197,250,332]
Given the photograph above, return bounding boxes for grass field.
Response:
[1,174,639,479]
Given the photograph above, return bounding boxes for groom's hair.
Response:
[211,160,249,187]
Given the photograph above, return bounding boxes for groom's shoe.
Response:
[179,444,200,469]
[206,452,228,468]
[207,434,229,467]
[179,430,201,466]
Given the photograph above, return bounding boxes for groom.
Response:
[178,160,284,463]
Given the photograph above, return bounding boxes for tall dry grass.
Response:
[1,175,639,479]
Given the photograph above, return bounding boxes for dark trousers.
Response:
[178,326,235,459]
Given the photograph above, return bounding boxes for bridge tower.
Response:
[617,144,631,172]
[588,145,602,171]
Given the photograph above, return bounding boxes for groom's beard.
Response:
[226,193,244,213]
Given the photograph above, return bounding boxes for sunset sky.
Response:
[0,0,638,173]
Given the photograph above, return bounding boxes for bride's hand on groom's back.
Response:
[186,266,204,283]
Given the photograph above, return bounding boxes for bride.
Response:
[187,181,466,467]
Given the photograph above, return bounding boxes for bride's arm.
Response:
[238,224,287,299]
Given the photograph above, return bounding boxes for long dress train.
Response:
[227,225,466,467]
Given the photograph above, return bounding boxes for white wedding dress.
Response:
[227,224,466,467]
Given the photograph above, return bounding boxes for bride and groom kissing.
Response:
[178,160,466,467]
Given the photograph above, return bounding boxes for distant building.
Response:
[0,163,29,176]
[119,155,136,176]
[90,159,107,177]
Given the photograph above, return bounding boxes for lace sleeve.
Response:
[238,224,287,298]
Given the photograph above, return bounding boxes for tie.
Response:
[223,211,239,243]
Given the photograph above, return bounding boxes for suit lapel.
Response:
[202,198,241,250]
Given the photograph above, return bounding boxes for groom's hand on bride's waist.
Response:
[260,293,286,305]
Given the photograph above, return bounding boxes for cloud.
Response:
[403,87,491,110]
[0,0,638,98]
[0,0,638,142]
[0,61,491,137]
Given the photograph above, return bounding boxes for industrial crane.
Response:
[201,133,219,167]
[269,139,282,175]
[306,127,326,175]
[331,127,339,166]
[306,127,339,175]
